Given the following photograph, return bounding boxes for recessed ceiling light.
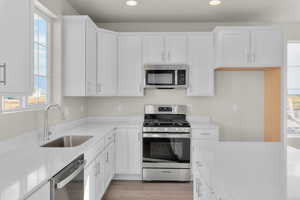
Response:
[126,0,138,6]
[209,0,222,6]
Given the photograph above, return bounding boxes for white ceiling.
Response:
[67,0,300,23]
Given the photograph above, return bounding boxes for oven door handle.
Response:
[143,133,190,138]
[56,161,86,189]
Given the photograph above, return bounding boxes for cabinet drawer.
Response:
[192,129,218,140]
[85,139,105,164]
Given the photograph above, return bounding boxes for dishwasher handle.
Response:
[56,160,86,189]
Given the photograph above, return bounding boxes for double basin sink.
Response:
[41,135,93,148]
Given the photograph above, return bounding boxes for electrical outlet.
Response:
[232,104,238,112]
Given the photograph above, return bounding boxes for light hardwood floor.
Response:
[103,181,193,200]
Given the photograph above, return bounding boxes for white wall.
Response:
[0,0,87,141]
[88,71,265,141]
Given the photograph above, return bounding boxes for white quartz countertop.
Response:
[0,117,215,200]
[0,119,142,200]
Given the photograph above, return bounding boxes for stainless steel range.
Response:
[142,105,191,182]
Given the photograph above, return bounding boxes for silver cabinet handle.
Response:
[97,83,102,93]
[56,161,86,189]
[97,162,101,175]
[161,170,172,173]
[252,54,256,64]
[168,50,171,61]
[0,63,7,86]
[162,51,165,61]
[196,161,203,168]
[139,84,143,93]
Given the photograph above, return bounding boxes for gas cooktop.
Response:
[143,105,191,133]
[143,119,190,128]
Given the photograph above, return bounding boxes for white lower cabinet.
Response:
[84,135,115,200]
[26,182,50,200]
[104,142,115,189]
[115,128,142,179]
[192,128,218,200]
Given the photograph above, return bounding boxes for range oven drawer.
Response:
[143,168,191,182]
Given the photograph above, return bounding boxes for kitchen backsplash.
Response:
[88,71,264,141]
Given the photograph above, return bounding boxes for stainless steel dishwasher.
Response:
[50,154,86,200]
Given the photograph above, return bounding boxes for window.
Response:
[1,11,51,112]
[288,42,300,134]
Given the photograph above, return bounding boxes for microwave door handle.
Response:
[175,70,178,86]
[55,161,86,189]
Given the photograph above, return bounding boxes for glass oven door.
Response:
[145,70,175,86]
[143,133,190,168]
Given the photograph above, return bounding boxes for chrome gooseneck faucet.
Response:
[43,104,64,143]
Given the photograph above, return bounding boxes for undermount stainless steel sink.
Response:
[41,136,93,148]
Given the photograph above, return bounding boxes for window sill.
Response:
[0,105,47,115]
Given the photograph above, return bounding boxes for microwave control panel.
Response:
[177,70,186,85]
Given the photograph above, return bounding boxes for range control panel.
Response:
[158,107,173,112]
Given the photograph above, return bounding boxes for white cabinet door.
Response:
[187,33,214,96]
[142,35,165,63]
[85,18,97,96]
[26,182,50,200]
[115,129,128,174]
[109,142,115,180]
[115,128,141,176]
[251,30,283,67]
[165,35,187,63]
[0,0,33,95]
[118,35,143,96]
[104,142,115,188]
[127,128,141,174]
[63,16,98,96]
[97,31,118,96]
[193,140,216,189]
[194,176,213,200]
[216,30,251,67]
[95,153,105,200]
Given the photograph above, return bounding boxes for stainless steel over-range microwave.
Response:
[144,64,189,89]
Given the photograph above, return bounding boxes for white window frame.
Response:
[287,41,300,135]
[27,8,52,108]
[0,8,52,113]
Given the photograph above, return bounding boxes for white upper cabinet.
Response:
[118,34,144,96]
[142,35,165,64]
[142,34,187,64]
[216,30,251,67]
[251,30,283,67]
[0,0,33,95]
[63,16,97,96]
[215,27,283,68]
[85,19,98,96]
[97,30,118,96]
[165,35,187,63]
[187,33,214,96]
